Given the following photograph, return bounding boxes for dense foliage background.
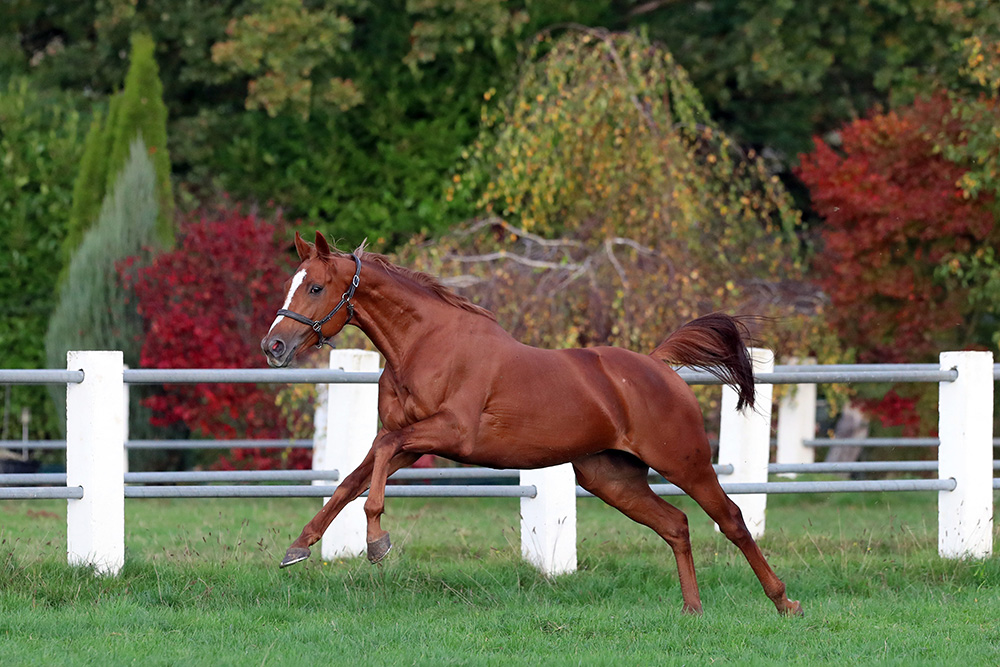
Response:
[2,1,998,460]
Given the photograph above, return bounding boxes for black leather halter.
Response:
[275,254,362,349]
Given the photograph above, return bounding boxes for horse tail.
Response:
[650,313,756,411]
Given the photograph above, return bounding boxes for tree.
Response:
[636,0,1000,159]
[64,108,108,272]
[4,0,615,248]
[63,32,174,270]
[796,95,998,365]
[104,33,174,245]
[0,77,84,440]
[210,0,361,119]
[397,29,841,374]
[45,137,162,435]
[123,204,308,469]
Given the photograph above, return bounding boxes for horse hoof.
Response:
[367,533,392,564]
[781,599,804,617]
[280,546,311,568]
[681,603,704,616]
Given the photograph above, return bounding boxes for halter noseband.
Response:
[275,254,362,349]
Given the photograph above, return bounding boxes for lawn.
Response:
[1,490,998,665]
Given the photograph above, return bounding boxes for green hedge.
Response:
[0,78,84,440]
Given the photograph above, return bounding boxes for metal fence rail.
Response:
[0,486,83,500]
[1,464,743,487]
[769,460,1000,474]
[8,363,999,388]
[677,365,960,385]
[5,460,996,489]
[9,436,1000,451]
[0,438,316,450]
[0,369,84,384]
[638,478,958,497]
[122,368,383,385]
[122,484,538,499]
[807,437,1000,448]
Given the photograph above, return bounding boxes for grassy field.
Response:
[1,489,998,665]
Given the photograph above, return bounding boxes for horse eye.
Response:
[309,284,323,295]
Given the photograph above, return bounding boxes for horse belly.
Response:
[468,398,620,470]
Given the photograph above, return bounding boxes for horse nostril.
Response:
[270,339,286,357]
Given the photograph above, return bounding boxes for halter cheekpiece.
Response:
[275,254,362,348]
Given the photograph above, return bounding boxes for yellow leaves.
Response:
[432,29,810,355]
[210,0,358,119]
[959,34,1000,91]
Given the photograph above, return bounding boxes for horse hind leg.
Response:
[572,450,704,615]
[671,467,803,616]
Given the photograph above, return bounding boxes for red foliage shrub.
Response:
[123,203,311,469]
[857,390,922,437]
[797,95,997,364]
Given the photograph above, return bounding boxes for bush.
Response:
[410,30,832,360]
[796,95,998,364]
[0,78,84,440]
[124,203,310,469]
[797,95,999,431]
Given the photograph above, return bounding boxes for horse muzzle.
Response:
[261,334,297,368]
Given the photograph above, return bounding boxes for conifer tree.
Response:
[45,138,162,435]
[64,108,108,272]
[105,33,174,246]
[62,32,174,267]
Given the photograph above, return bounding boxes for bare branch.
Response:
[608,237,659,256]
[464,216,586,250]
[439,275,487,289]
[445,251,587,272]
[603,238,630,289]
[627,0,683,18]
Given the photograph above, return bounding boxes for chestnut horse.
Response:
[261,231,801,616]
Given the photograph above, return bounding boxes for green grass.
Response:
[1,491,998,665]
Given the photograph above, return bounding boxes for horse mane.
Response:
[339,244,497,322]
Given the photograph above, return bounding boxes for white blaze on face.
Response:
[268,269,307,333]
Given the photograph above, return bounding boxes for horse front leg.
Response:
[280,446,376,567]
[280,443,418,568]
[364,412,468,564]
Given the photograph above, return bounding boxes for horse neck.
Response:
[351,262,464,371]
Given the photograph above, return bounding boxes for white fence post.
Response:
[775,358,817,478]
[66,351,125,575]
[520,464,577,576]
[938,350,994,559]
[315,349,380,560]
[717,347,773,538]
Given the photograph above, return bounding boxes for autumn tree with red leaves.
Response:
[797,95,998,365]
[123,204,311,469]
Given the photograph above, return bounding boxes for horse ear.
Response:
[314,231,332,260]
[294,231,312,262]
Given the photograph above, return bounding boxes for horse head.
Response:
[260,231,362,368]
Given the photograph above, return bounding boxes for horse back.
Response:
[470,343,702,467]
